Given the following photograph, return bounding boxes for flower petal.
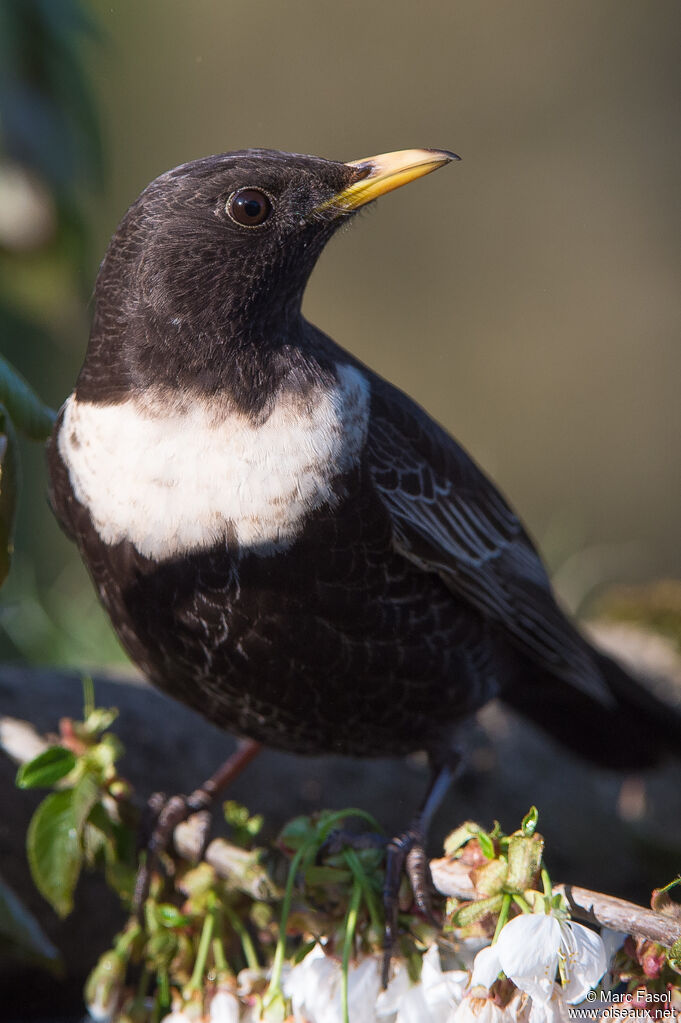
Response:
[376,958,411,1017]
[454,995,521,1023]
[395,982,434,1023]
[421,944,469,1015]
[559,922,607,1004]
[470,945,503,990]
[496,914,562,1002]
[347,956,382,1023]
[210,990,241,1023]
[528,985,571,1023]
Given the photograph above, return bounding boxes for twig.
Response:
[555,884,681,948]
[177,825,681,950]
[429,857,681,949]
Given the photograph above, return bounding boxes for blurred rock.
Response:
[1,632,680,1017]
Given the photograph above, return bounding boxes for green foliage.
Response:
[223,799,264,847]
[26,787,82,918]
[0,0,103,287]
[444,813,547,931]
[16,744,76,788]
[0,403,18,586]
[0,353,55,440]
[12,695,681,1020]
[19,686,133,922]
[0,356,55,588]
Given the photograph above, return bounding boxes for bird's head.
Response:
[81,148,458,406]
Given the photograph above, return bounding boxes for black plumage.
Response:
[47,148,680,947]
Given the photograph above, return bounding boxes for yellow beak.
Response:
[318,148,460,214]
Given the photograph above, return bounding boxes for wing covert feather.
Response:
[366,379,610,702]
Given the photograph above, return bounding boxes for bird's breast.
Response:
[57,363,369,562]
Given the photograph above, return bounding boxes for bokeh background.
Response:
[1,0,680,669]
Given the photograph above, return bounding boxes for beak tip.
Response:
[427,148,461,163]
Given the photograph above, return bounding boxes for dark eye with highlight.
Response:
[226,188,273,227]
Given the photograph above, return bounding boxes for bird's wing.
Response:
[366,378,611,702]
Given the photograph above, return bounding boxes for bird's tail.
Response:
[500,640,681,770]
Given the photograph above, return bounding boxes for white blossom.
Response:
[283,942,380,1023]
[454,992,528,1023]
[284,941,468,1023]
[210,988,241,1023]
[376,942,469,1023]
[470,913,606,1010]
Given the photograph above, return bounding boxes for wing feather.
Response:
[366,378,611,703]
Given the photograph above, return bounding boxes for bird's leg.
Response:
[133,738,262,911]
[382,756,460,988]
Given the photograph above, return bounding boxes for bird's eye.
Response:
[226,188,273,228]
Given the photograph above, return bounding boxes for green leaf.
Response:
[443,820,485,856]
[27,789,82,917]
[0,353,55,440]
[451,893,504,928]
[521,806,539,837]
[477,831,495,859]
[0,406,18,586]
[303,864,353,886]
[82,706,118,740]
[224,799,264,846]
[0,872,62,973]
[278,814,317,851]
[16,746,76,789]
[156,903,192,929]
[72,773,100,833]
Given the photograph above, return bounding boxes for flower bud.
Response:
[85,950,126,1022]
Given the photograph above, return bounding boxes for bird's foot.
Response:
[133,787,213,912]
[315,822,440,989]
[132,739,262,913]
[382,822,439,988]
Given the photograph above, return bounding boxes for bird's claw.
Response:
[133,788,213,913]
[382,824,439,988]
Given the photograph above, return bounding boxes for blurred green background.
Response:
[1,0,680,669]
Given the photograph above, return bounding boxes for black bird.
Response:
[48,148,679,972]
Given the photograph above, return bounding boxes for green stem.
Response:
[265,808,383,1007]
[266,838,314,1003]
[512,893,532,913]
[186,907,215,994]
[144,898,158,934]
[656,875,681,896]
[541,866,553,913]
[492,892,511,943]
[212,937,228,974]
[135,967,150,1009]
[343,847,382,935]
[82,675,95,719]
[157,970,170,1014]
[114,921,142,958]
[223,900,259,971]
[341,880,363,1023]
[541,867,552,899]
